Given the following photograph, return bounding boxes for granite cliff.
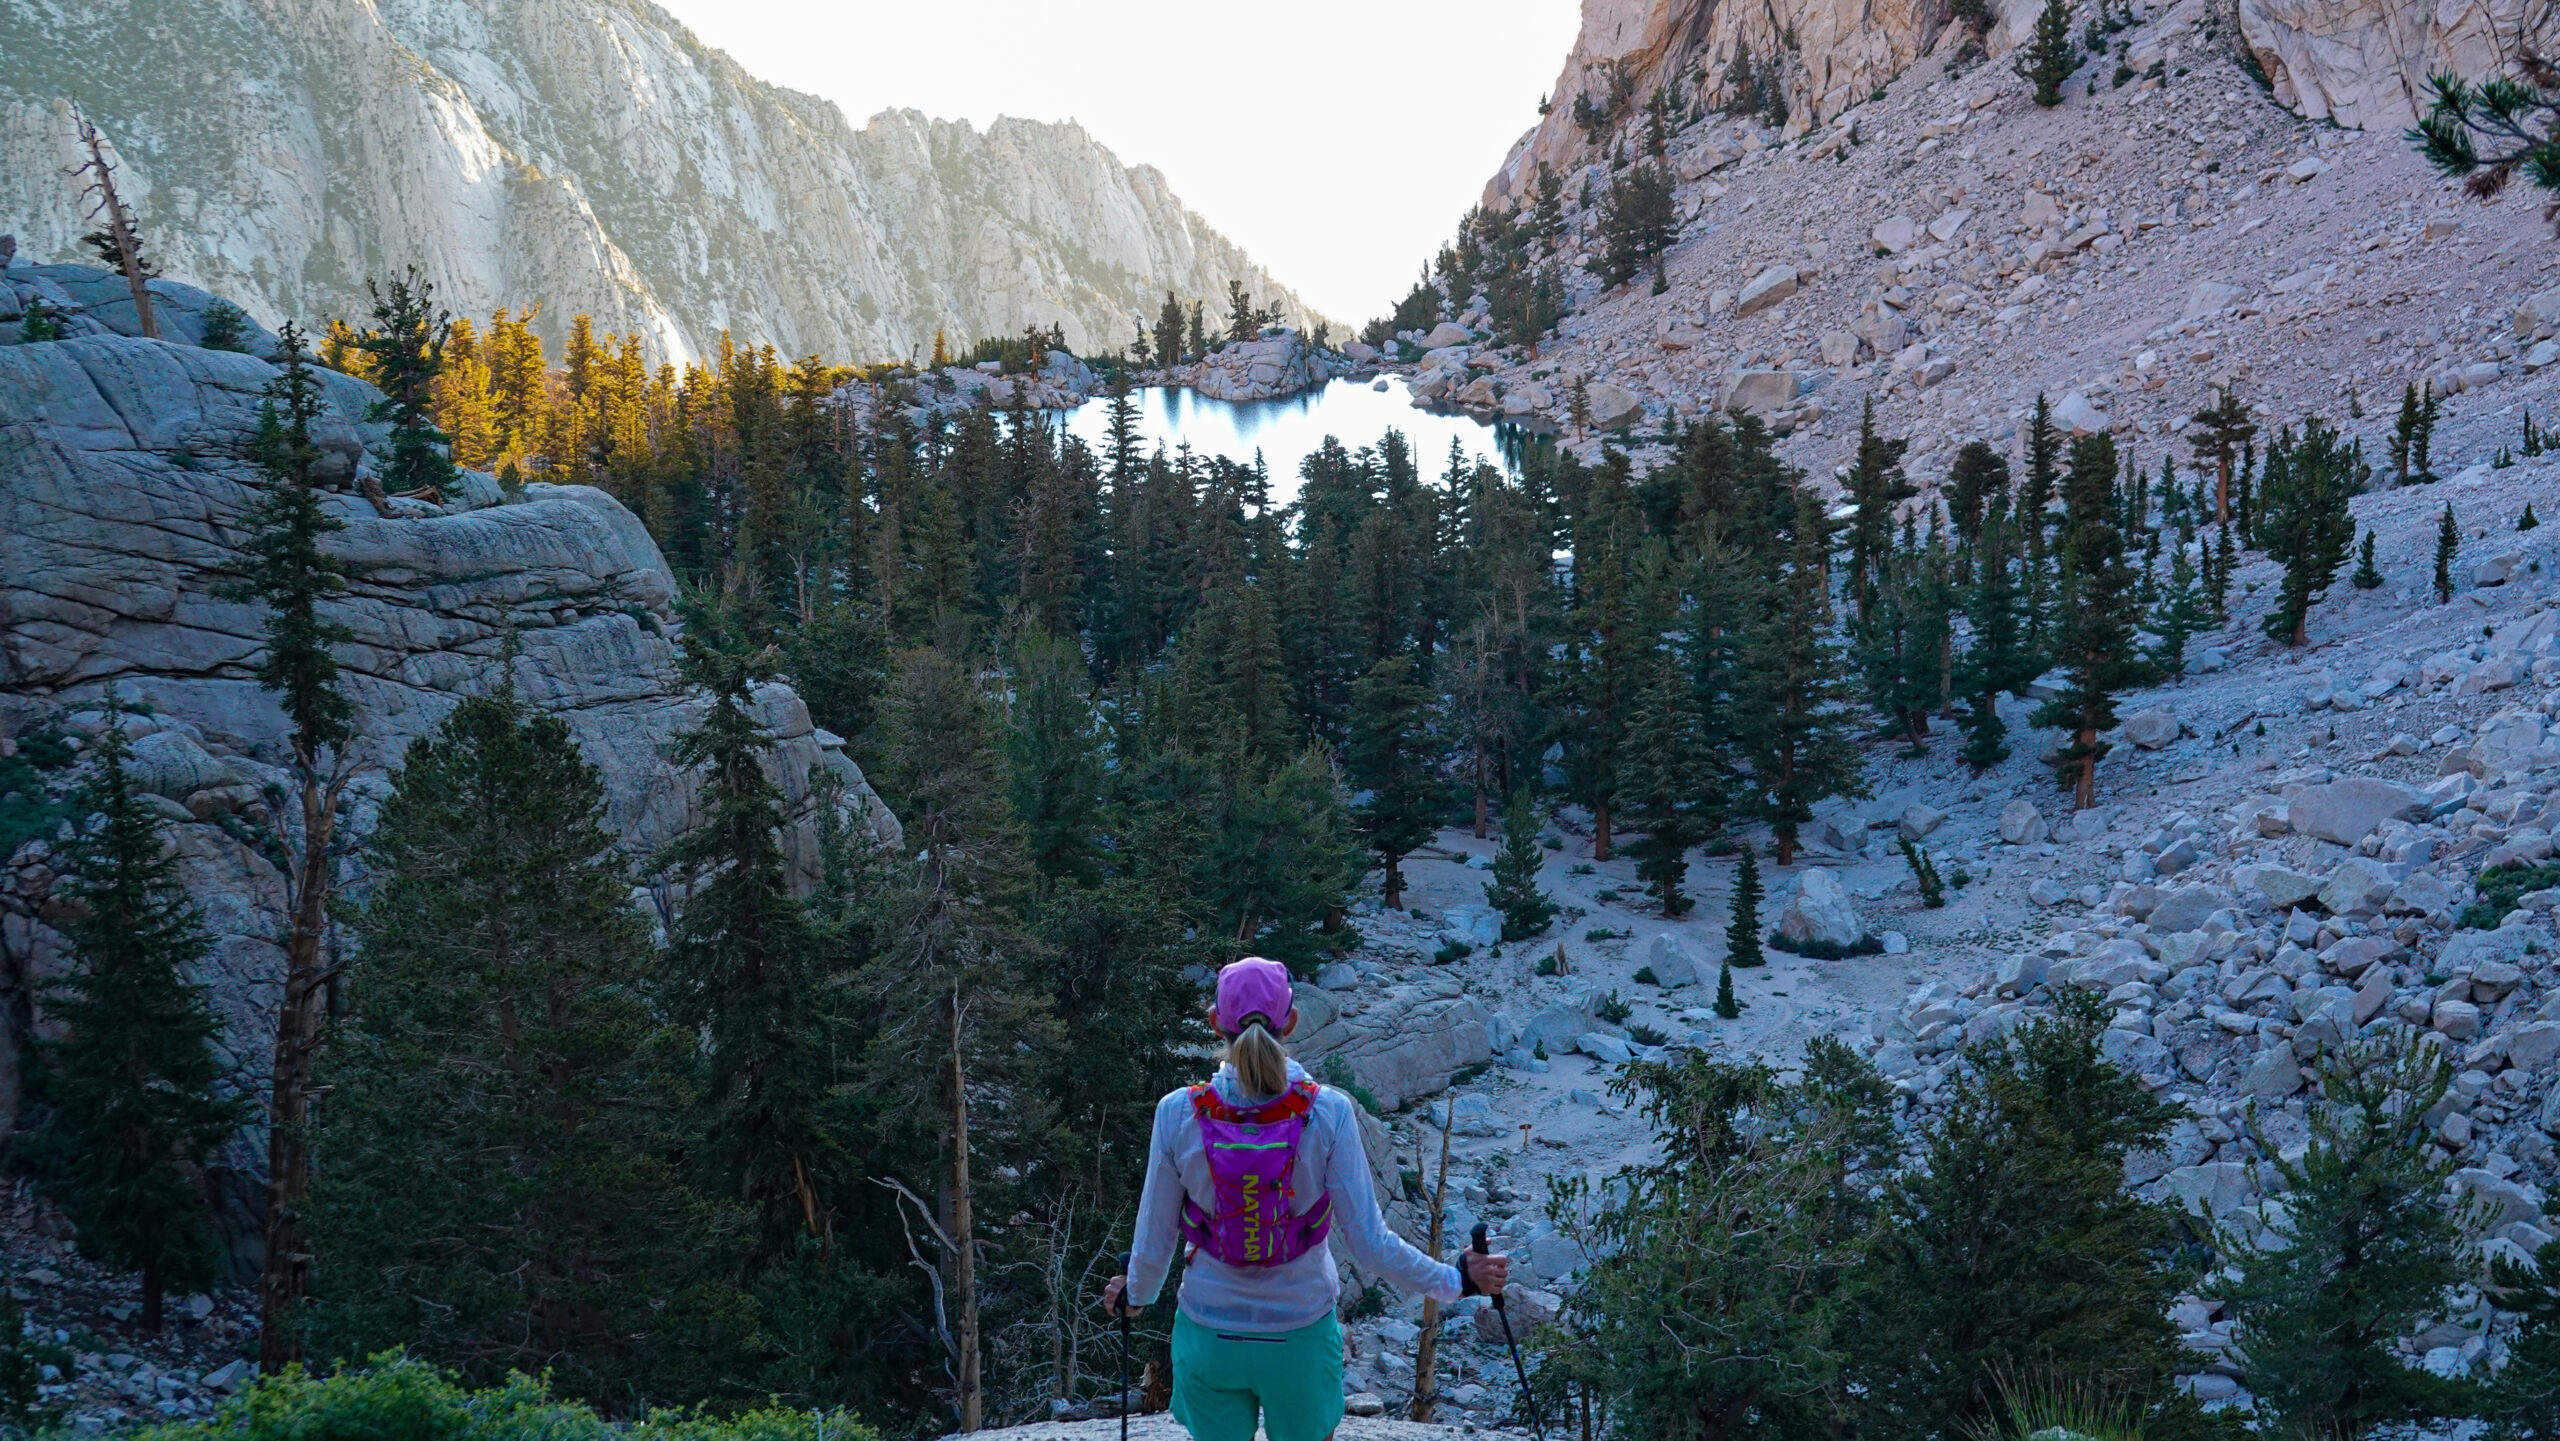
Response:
[0,0,1318,365]
[0,262,896,1264]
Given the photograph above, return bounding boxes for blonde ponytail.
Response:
[1228,1015,1290,1098]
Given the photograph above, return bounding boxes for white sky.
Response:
[645,0,1585,324]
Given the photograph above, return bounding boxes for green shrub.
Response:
[1627,1023,1669,1047]
[1433,940,1474,964]
[1597,990,1634,1024]
[2464,861,2560,929]
[1535,952,1561,976]
[1767,931,1885,960]
[1318,1054,1383,1116]
[134,1354,883,1441]
[1584,926,1626,941]
[1634,965,1661,985]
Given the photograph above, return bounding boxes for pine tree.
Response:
[2255,417,2366,645]
[656,643,844,1257]
[1945,440,2009,547]
[1348,654,1449,910]
[2015,0,2078,105]
[2524,501,2543,531]
[1006,629,1106,890]
[1845,400,1917,619]
[2213,1040,2470,1435]
[1585,162,1678,291]
[1712,958,1741,1017]
[355,267,458,498]
[1957,501,2038,770]
[2436,503,2460,603]
[1725,842,1765,969]
[23,702,245,1336]
[2188,384,2257,524]
[2209,517,2237,621]
[1617,654,1711,916]
[2389,383,2422,484]
[866,647,1048,1434]
[2415,384,2442,482]
[2033,434,2156,810]
[1739,487,1868,864]
[1485,788,1560,941]
[2351,529,2383,588]
[2149,535,2212,674]
[1854,992,2184,1438]
[308,686,750,1399]
[224,320,360,1371]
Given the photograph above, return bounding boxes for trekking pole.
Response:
[1117,1250,1134,1441]
[1473,1222,1545,1441]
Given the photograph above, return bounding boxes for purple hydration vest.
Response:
[1178,1080,1334,1267]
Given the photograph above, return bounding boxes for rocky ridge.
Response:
[0,263,897,1283]
[1411,0,2560,502]
[0,0,1322,365]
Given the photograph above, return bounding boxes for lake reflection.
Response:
[1056,376,1538,506]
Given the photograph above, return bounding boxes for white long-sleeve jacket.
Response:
[1125,1059,1462,1333]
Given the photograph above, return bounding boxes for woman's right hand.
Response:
[1103,1273,1144,1318]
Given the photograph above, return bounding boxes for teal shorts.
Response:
[1170,1309,1345,1441]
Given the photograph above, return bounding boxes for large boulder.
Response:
[1583,381,1645,431]
[1289,974,1496,1109]
[1720,369,1803,414]
[2288,777,2428,845]
[2123,706,2181,750]
[1192,328,1325,402]
[1778,868,1865,949]
[1734,265,1800,317]
[1999,799,2049,844]
[1645,933,1703,987]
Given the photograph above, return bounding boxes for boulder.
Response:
[1929,207,1974,241]
[2123,706,2181,750]
[2241,1045,2306,1100]
[1898,802,1947,841]
[1645,933,1703,988]
[1578,1032,1635,1064]
[2184,280,2248,320]
[1721,369,1803,413]
[1583,381,1644,431]
[1290,974,1496,1108]
[1778,868,1865,949]
[1734,265,1800,317]
[2288,777,2426,846]
[2054,391,2110,435]
[2476,551,2525,588]
[1871,216,1919,253]
[1999,800,2048,845]
[2252,867,2325,910]
[1521,994,1600,1054]
[2149,884,2235,934]
[1419,322,1474,349]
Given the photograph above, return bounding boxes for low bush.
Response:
[1766,931,1885,960]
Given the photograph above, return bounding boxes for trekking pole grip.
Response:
[1471,1222,1502,1311]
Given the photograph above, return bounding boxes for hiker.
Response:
[1104,955,1509,1441]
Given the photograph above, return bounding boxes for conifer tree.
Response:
[309,685,749,1398]
[1484,788,1560,941]
[1585,162,1677,291]
[1348,654,1449,910]
[2015,0,2078,106]
[1739,488,1867,864]
[1712,958,1741,1018]
[2256,418,2366,645]
[2189,385,2257,524]
[1006,629,1107,891]
[2352,529,2383,588]
[1854,993,2183,1438]
[2525,501,2543,531]
[2214,1040,2470,1435]
[2437,503,2461,602]
[354,267,457,498]
[2033,434,2155,810]
[2149,535,2212,675]
[1844,399,1917,618]
[2415,384,2442,482]
[1154,292,1185,370]
[1945,440,2009,547]
[226,320,360,1371]
[1957,499,2038,770]
[2020,394,2065,648]
[1617,655,1711,915]
[1725,841,1764,968]
[1226,280,1258,343]
[24,703,245,1337]
[657,643,845,1259]
[2390,383,2422,484]
[2209,517,2237,621]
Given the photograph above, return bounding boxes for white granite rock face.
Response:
[0,319,897,1174]
[1289,976,1497,1110]
[2237,0,2557,130]
[0,0,1321,364]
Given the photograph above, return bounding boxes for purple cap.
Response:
[1215,956,1295,1034]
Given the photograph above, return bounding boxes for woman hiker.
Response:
[1104,956,1510,1441]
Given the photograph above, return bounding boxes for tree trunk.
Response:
[2073,729,2100,811]
[1592,801,1612,862]
[140,1256,164,1337]
[1382,857,1405,911]
[1409,1108,1454,1423]
[949,986,983,1432]
[258,768,335,1373]
[1774,829,1796,867]
[2216,457,2230,527]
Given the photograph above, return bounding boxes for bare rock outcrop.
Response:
[2238,0,2559,129]
[0,279,896,1249]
